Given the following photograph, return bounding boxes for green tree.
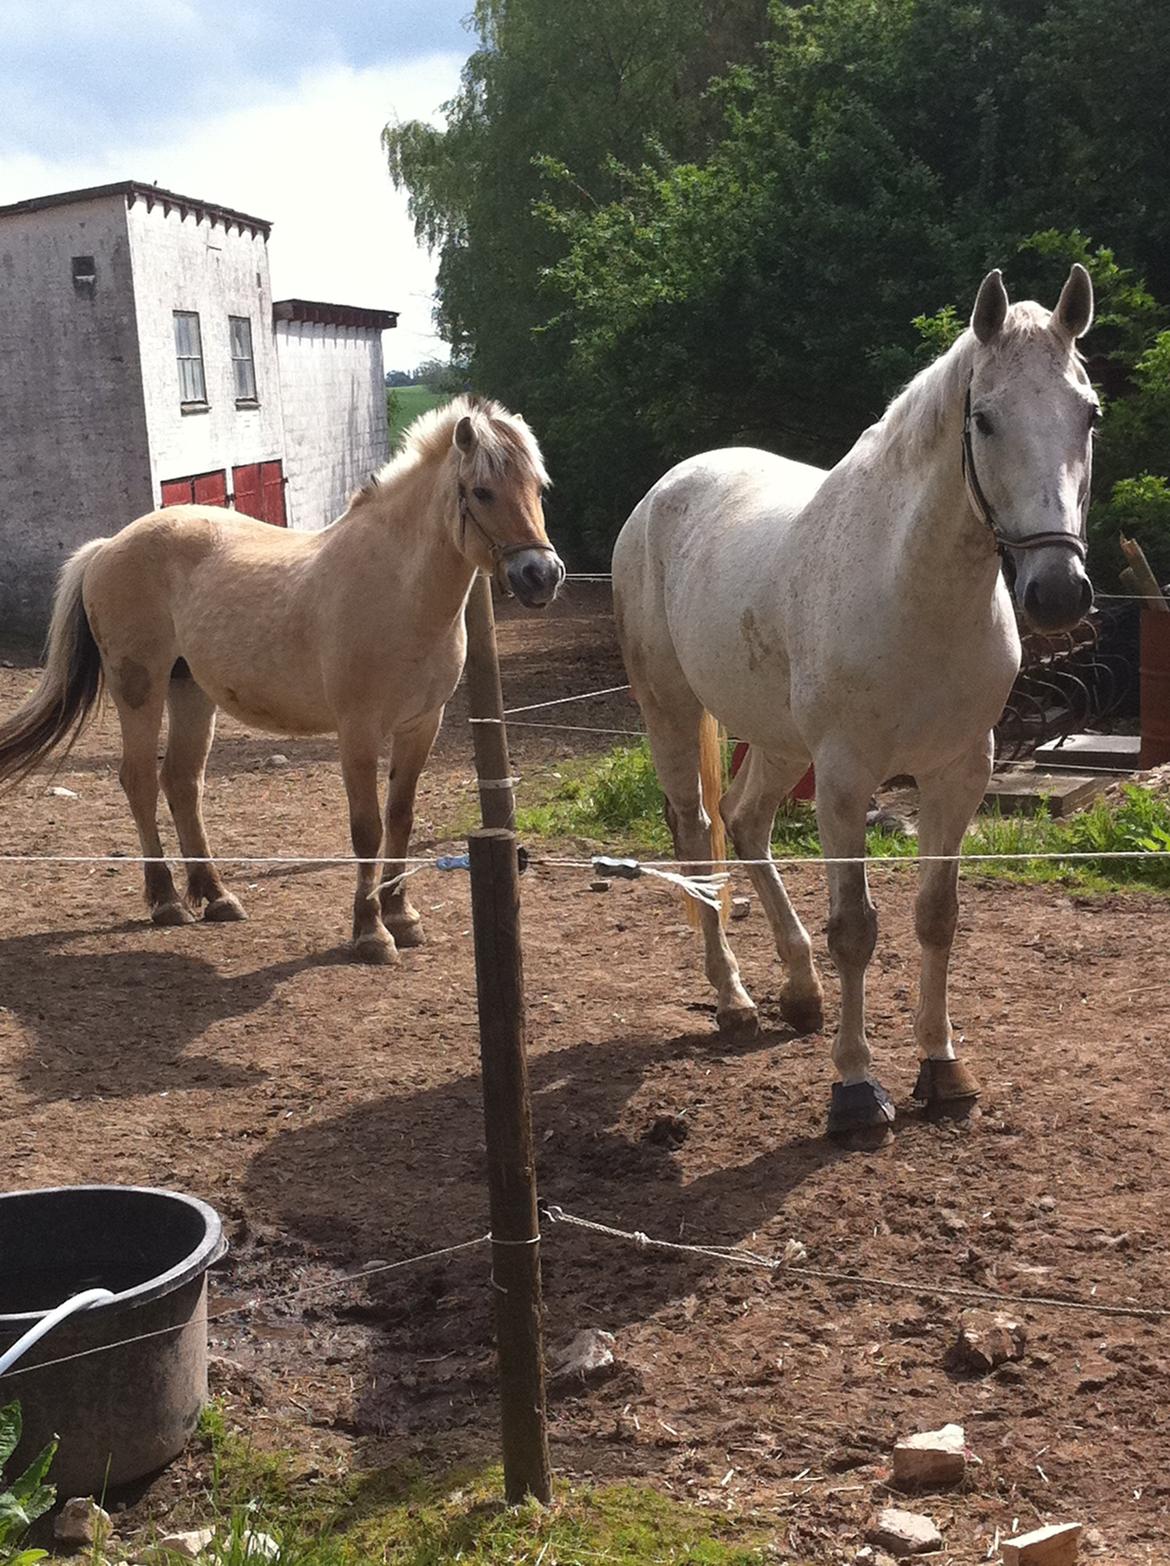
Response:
[386,0,1170,568]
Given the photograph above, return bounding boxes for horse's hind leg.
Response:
[721,747,824,1034]
[378,709,442,948]
[112,680,191,926]
[161,674,245,922]
[911,739,992,1109]
[641,697,757,1036]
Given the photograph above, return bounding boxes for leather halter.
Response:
[961,384,1089,561]
[458,481,559,595]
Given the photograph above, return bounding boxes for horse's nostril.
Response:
[1023,579,1043,617]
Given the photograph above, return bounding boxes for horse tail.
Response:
[0,539,106,787]
[686,710,730,928]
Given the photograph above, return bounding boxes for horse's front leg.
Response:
[379,709,443,948]
[339,725,397,965]
[912,738,993,1109]
[816,758,893,1140]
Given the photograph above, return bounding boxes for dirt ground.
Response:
[2,585,1169,1563]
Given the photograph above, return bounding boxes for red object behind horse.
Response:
[730,742,815,800]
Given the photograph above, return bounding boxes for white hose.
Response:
[0,1288,116,1377]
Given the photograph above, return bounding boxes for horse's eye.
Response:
[472,486,494,504]
[973,410,994,437]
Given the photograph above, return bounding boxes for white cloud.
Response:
[0,54,463,367]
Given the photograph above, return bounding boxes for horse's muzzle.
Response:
[506,549,565,608]
[1013,549,1093,634]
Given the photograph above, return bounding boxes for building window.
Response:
[71,255,96,295]
[173,311,207,406]
[229,316,258,404]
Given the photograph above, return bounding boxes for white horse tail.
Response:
[0,538,107,786]
[686,710,729,928]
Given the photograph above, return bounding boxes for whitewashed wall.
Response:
[126,201,285,498]
[275,321,388,530]
[0,197,152,638]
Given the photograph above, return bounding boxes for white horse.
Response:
[614,267,1097,1137]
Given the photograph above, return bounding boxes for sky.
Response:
[0,1,474,367]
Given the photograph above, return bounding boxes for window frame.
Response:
[173,310,207,409]
[229,315,258,406]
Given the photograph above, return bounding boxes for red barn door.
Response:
[231,460,286,525]
[260,460,287,526]
[161,471,228,507]
[193,470,228,507]
[160,477,194,506]
[232,464,262,519]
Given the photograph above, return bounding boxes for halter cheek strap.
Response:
[458,483,559,595]
[961,384,1089,560]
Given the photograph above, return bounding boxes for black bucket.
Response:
[0,1185,226,1493]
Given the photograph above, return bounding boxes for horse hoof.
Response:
[913,1058,981,1106]
[352,931,400,966]
[152,901,195,927]
[827,1079,896,1142]
[780,985,824,1036]
[717,1005,760,1040]
[387,918,426,949]
[204,894,248,923]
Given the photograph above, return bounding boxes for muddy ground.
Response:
[1,585,1168,1563]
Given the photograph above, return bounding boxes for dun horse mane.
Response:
[347,394,549,517]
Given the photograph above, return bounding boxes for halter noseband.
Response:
[458,481,559,595]
[961,383,1089,561]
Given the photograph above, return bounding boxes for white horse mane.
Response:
[357,395,550,509]
[877,302,1061,464]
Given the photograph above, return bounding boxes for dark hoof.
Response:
[204,894,248,923]
[352,930,400,966]
[913,1058,981,1105]
[717,1005,760,1040]
[386,918,426,949]
[779,984,824,1036]
[828,1079,896,1142]
[152,901,196,927]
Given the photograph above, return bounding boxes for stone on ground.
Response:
[551,1327,616,1380]
[1002,1521,1082,1564]
[143,1526,217,1560]
[54,1496,111,1546]
[892,1422,966,1485]
[869,1507,943,1557]
[952,1308,1026,1372]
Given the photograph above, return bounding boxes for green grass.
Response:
[111,1407,784,1566]
[387,385,449,448]
[514,740,1170,894]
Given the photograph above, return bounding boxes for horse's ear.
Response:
[1052,262,1094,341]
[971,269,1009,344]
[454,415,476,455]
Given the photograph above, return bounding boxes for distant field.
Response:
[387,384,447,447]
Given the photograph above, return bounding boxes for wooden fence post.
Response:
[465,572,515,831]
[465,572,552,1505]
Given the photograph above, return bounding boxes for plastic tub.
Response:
[0,1185,225,1493]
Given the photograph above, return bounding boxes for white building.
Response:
[0,181,397,638]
